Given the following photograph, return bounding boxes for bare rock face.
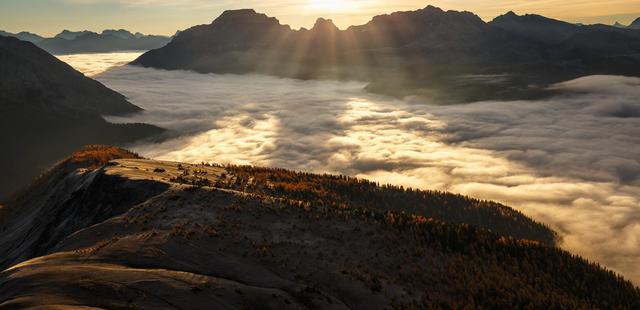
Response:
[0,146,638,309]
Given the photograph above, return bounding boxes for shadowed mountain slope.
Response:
[0,36,163,201]
[133,7,640,102]
[0,146,638,308]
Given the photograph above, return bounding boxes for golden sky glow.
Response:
[308,0,353,11]
[1,0,639,36]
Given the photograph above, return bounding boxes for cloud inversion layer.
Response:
[86,58,640,284]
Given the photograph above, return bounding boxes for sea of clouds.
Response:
[73,54,640,284]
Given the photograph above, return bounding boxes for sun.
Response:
[308,0,350,11]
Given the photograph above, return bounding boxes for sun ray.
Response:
[308,0,350,11]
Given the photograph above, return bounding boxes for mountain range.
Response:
[0,30,43,43]
[0,29,171,54]
[0,35,163,200]
[0,145,638,308]
[133,7,640,102]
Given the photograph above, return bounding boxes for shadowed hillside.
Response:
[0,36,163,201]
[0,146,638,308]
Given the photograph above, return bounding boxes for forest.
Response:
[182,164,558,245]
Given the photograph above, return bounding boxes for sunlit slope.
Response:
[0,146,638,308]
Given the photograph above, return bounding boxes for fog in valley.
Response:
[69,52,640,284]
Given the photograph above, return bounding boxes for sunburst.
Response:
[308,0,350,11]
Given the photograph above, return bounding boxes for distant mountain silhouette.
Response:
[613,22,626,28]
[38,30,171,54]
[101,29,136,39]
[0,30,44,43]
[55,29,95,40]
[629,17,640,29]
[2,29,171,54]
[134,6,640,102]
[0,36,163,200]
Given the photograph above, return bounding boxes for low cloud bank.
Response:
[57,52,144,77]
[95,64,640,284]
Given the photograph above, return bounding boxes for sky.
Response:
[1,0,640,36]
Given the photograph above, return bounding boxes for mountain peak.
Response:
[504,11,518,18]
[102,29,135,39]
[55,29,95,40]
[215,8,259,22]
[213,9,280,27]
[312,18,339,32]
[629,17,640,29]
[219,8,257,17]
[424,5,444,13]
[493,11,524,22]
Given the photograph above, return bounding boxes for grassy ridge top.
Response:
[0,146,637,308]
